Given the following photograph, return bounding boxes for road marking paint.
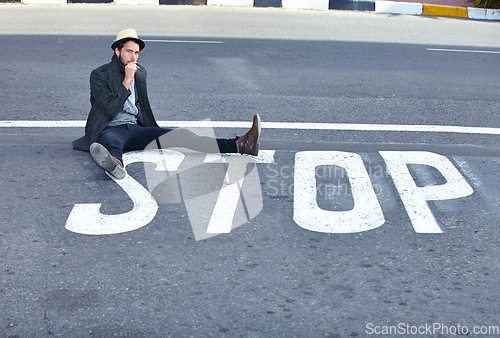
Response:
[66,150,275,237]
[293,151,385,233]
[65,150,172,235]
[65,149,475,236]
[380,151,474,233]
[204,157,257,234]
[143,39,223,44]
[0,121,86,127]
[427,48,500,54]
[1,120,500,135]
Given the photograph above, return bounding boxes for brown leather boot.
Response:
[236,114,261,156]
[89,142,126,179]
[111,156,124,168]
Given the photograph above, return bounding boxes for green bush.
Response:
[473,0,500,9]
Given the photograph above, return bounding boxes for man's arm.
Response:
[90,69,130,120]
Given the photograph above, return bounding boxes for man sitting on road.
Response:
[73,28,261,179]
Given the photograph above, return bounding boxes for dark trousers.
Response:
[97,124,238,163]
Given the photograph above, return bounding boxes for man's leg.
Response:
[90,125,130,179]
[96,125,130,164]
[124,115,261,155]
[124,125,236,153]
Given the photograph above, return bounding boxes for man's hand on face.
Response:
[123,61,138,89]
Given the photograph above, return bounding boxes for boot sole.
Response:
[89,143,126,179]
[255,114,261,156]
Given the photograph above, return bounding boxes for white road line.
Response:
[0,121,86,127]
[426,48,500,54]
[1,120,500,135]
[143,39,223,44]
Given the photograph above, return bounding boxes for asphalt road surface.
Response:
[1,5,499,337]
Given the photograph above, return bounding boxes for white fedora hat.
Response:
[111,28,145,51]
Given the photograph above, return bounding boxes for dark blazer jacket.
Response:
[72,54,159,151]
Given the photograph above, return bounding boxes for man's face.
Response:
[115,40,140,66]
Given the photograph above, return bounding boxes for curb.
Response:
[423,3,468,17]
[467,6,500,19]
[16,0,500,21]
[375,1,423,15]
[376,1,500,20]
[282,0,329,10]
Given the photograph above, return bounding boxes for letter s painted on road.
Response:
[65,150,184,235]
